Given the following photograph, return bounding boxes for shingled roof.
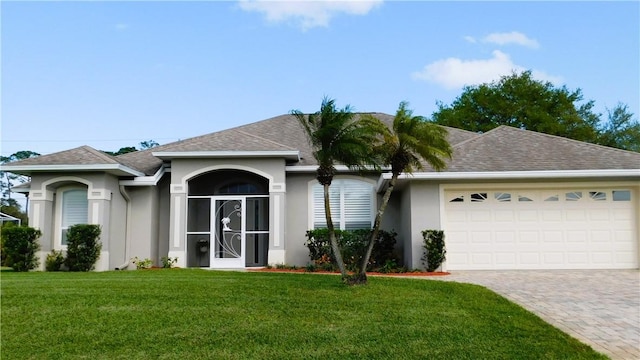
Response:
[115,113,481,175]
[1,145,145,176]
[8,145,121,166]
[3,115,638,178]
[444,125,640,172]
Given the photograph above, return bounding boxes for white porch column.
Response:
[169,184,187,267]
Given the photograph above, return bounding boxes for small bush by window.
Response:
[45,250,65,272]
[64,224,102,272]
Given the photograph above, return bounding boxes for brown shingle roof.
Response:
[5,116,637,177]
[445,125,640,171]
[118,113,476,175]
[6,146,121,166]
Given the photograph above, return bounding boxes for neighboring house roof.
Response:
[444,125,640,172]
[2,115,638,178]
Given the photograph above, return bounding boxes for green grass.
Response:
[1,269,605,360]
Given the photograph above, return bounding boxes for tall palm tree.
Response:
[354,101,453,284]
[291,97,383,280]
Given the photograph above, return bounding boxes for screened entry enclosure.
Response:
[186,171,269,268]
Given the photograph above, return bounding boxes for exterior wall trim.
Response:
[179,164,276,192]
[153,151,300,161]
[119,166,167,186]
[3,164,144,176]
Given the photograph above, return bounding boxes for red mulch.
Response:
[247,268,449,277]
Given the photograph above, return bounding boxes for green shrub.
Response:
[65,224,102,272]
[422,230,446,272]
[1,226,41,272]
[161,256,178,268]
[132,257,153,269]
[304,229,398,271]
[45,250,65,271]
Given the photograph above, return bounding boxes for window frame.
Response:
[54,186,89,248]
[309,178,376,231]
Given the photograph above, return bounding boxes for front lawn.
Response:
[1,270,605,359]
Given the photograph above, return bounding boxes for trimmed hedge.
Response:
[422,230,446,272]
[65,224,102,272]
[305,229,398,271]
[1,226,41,272]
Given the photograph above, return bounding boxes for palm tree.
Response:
[354,101,453,284]
[291,97,383,280]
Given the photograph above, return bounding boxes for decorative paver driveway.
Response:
[426,270,640,359]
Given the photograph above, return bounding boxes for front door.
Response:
[211,197,245,268]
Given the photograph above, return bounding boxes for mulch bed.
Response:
[248,268,450,277]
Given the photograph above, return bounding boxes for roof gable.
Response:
[1,146,144,176]
[5,146,120,166]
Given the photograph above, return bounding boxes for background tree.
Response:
[1,151,40,223]
[597,103,640,152]
[291,97,383,281]
[431,71,602,144]
[103,140,159,156]
[353,102,452,284]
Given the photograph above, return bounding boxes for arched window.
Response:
[311,179,375,230]
[60,188,88,245]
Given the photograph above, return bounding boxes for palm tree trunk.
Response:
[357,173,398,280]
[324,183,348,278]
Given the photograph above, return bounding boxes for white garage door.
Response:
[444,188,637,270]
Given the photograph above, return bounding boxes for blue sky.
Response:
[2,0,639,157]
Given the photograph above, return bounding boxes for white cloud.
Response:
[237,0,383,30]
[464,35,477,43]
[482,31,539,49]
[411,50,562,90]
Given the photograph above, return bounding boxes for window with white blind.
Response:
[312,179,374,230]
[61,189,88,245]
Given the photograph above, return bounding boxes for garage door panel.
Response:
[495,231,515,242]
[494,210,514,221]
[471,232,491,243]
[591,252,613,264]
[518,210,538,221]
[495,253,516,265]
[543,253,564,265]
[591,230,611,242]
[542,210,562,221]
[614,230,632,243]
[589,209,610,221]
[542,231,563,242]
[519,231,539,243]
[567,252,588,264]
[471,253,492,265]
[519,253,540,265]
[567,231,587,242]
[566,210,587,221]
[470,211,490,222]
[444,188,637,270]
[613,209,631,220]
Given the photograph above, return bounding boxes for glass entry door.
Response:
[211,197,245,268]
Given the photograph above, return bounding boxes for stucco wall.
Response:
[284,172,389,267]
[405,182,441,269]
[27,172,127,271]
[283,173,312,266]
[166,158,288,267]
[127,185,160,265]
